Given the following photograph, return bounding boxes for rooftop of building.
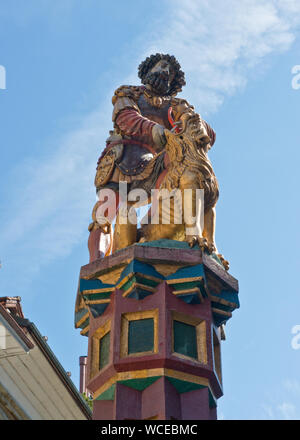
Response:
[0,296,92,420]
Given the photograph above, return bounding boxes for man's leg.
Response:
[88,190,120,263]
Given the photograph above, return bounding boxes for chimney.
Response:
[79,356,88,395]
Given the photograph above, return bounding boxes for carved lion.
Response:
[139,112,229,270]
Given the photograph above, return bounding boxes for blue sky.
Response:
[0,0,300,419]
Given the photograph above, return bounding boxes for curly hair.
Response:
[138,53,186,96]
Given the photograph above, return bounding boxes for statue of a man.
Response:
[88,53,216,262]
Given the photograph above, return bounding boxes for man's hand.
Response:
[170,120,183,133]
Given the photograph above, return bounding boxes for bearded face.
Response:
[144,59,174,96]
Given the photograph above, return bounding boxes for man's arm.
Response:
[115,108,155,140]
[112,86,166,151]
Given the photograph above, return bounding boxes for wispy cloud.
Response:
[277,402,297,420]
[0,102,111,278]
[1,0,300,293]
[261,403,276,420]
[283,379,300,397]
[146,0,300,113]
[262,402,298,420]
[261,379,300,420]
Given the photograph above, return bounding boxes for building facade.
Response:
[0,296,91,420]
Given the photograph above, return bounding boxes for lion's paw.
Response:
[216,254,230,271]
[186,235,209,251]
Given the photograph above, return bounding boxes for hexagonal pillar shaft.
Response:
[87,282,221,420]
[75,241,239,420]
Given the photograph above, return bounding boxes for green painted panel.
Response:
[128,318,154,354]
[166,376,204,393]
[173,320,197,359]
[96,384,116,401]
[99,331,110,370]
[172,281,199,291]
[118,376,161,391]
[121,277,136,292]
[135,275,159,288]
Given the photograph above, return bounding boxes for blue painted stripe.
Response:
[79,278,114,292]
[166,264,205,280]
[117,260,164,284]
[218,290,240,308]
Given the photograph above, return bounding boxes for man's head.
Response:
[138,53,186,96]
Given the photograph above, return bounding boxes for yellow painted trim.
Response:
[115,368,164,381]
[172,287,200,295]
[211,308,232,317]
[76,312,89,328]
[116,272,135,289]
[122,282,156,298]
[197,321,207,364]
[90,320,111,380]
[210,294,237,308]
[172,286,204,301]
[152,263,182,277]
[167,276,203,285]
[82,288,114,294]
[80,325,90,336]
[93,374,118,399]
[164,369,209,387]
[116,268,162,290]
[85,299,111,305]
[134,272,162,284]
